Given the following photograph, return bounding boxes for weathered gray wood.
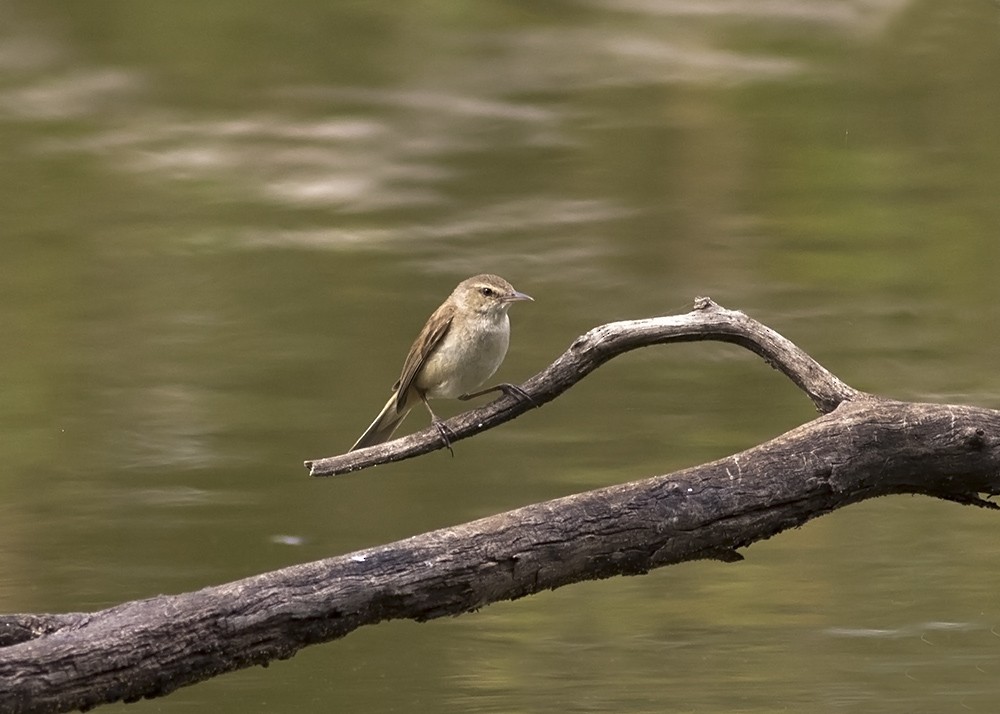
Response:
[3,299,999,714]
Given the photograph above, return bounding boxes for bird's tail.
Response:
[349,390,412,451]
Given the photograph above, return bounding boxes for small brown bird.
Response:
[350,274,533,452]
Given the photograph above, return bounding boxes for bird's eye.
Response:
[480,286,494,297]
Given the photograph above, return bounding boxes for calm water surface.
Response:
[2,1,1000,712]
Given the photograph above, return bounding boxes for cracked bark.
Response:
[3,298,1000,714]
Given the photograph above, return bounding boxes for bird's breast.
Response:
[417,313,510,399]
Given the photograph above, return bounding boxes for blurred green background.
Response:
[2,1,1000,712]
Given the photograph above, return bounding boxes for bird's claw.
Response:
[432,419,455,457]
[458,382,536,408]
[495,382,536,407]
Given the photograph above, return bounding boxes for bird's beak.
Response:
[506,290,534,303]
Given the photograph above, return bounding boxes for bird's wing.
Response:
[392,302,454,410]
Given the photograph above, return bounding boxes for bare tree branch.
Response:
[306,297,862,477]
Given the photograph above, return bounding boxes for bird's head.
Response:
[454,274,533,316]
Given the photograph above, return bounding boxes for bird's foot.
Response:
[495,382,536,406]
[431,418,455,457]
[459,383,536,408]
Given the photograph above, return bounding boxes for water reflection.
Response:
[4,0,1000,712]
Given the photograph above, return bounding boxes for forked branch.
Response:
[5,300,1000,714]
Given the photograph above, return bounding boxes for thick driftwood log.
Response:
[3,299,1000,714]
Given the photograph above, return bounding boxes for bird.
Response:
[349,274,533,452]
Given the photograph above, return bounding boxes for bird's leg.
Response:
[420,395,454,457]
[458,382,536,407]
